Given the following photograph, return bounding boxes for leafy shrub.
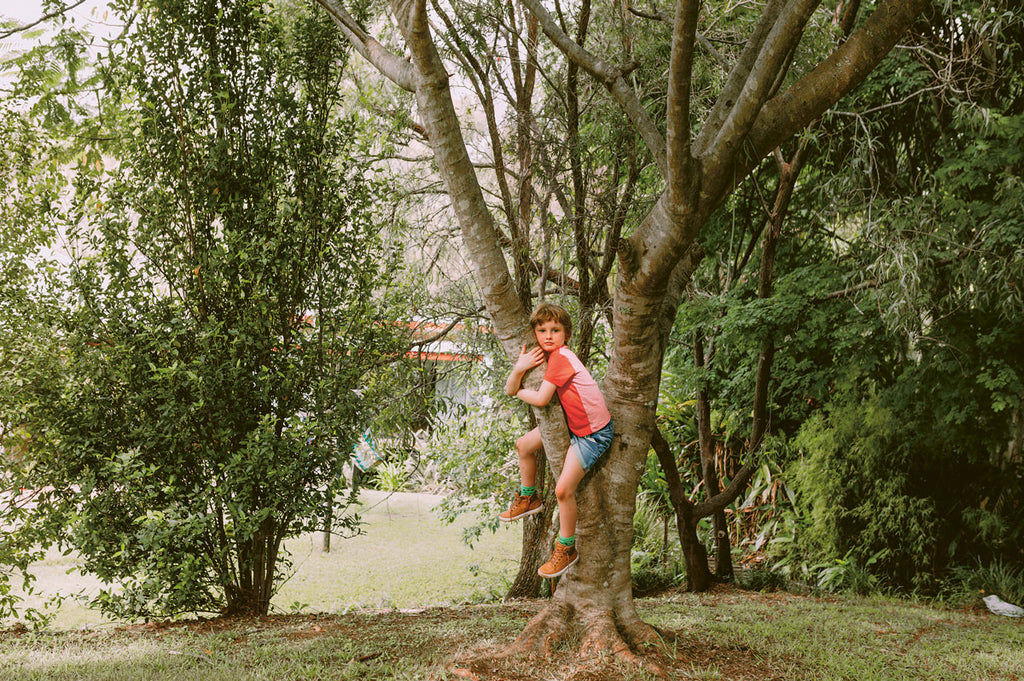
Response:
[631,550,684,596]
[633,490,671,558]
[631,493,685,595]
[944,559,1024,609]
[810,550,884,596]
[792,395,940,592]
[737,567,788,592]
[425,400,522,545]
[370,460,410,493]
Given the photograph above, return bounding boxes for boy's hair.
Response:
[529,302,572,341]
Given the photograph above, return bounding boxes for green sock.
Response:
[557,535,575,547]
[520,485,536,497]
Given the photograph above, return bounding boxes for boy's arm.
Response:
[516,380,557,407]
[505,345,545,396]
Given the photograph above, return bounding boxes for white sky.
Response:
[1,0,117,51]
[1,0,107,22]
[0,0,46,22]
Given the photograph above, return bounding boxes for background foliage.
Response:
[4,0,404,619]
[2,0,1023,626]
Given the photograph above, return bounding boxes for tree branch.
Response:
[520,0,667,176]
[626,5,730,69]
[315,0,417,92]
[703,0,822,170]
[665,0,701,206]
[694,0,788,155]
[744,0,931,173]
[693,461,757,517]
[0,0,89,40]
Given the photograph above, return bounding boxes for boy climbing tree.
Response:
[499,303,614,578]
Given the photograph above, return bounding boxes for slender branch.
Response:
[520,0,666,176]
[814,278,879,302]
[403,307,486,351]
[626,5,729,69]
[430,0,518,237]
[829,85,947,117]
[665,0,701,206]
[0,0,89,40]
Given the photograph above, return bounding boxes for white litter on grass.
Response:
[983,594,1024,618]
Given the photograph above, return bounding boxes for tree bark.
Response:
[320,495,333,552]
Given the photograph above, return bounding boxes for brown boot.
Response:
[538,541,578,578]
[498,492,543,522]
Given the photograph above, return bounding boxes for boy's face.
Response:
[534,319,566,353]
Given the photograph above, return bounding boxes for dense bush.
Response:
[10,0,403,619]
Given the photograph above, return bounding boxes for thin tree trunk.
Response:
[694,331,733,580]
[651,426,711,591]
[320,494,333,552]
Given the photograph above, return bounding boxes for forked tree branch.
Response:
[316,0,417,92]
[694,0,788,155]
[519,0,667,176]
[703,0,822,170]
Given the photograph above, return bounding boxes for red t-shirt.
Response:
[543,346,611,437]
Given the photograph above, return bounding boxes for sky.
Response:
[1,0,117,52]
[1,0,121,96]
[1,0,107,23]
[0,0,46,22]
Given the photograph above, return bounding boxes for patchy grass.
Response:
[641,586,1024,680]
[8,491,1023,679]
[2,586,1022,680]
[15,490,522,629]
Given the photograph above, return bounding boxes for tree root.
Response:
[581,616,668,678]
[452,602,671,679]
[620,615,674,652]
[512,600,572,656]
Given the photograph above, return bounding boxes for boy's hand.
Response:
[514,345,545,374]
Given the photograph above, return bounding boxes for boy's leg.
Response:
[538,446,586,578]
[516,427,542,489]
[499,428,544,523]
[554,445,587,541]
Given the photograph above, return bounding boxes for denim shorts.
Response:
[571,420,614,471]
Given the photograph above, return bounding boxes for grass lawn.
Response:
[14,490,522,629]
[2,588,1022,680]
[4,490,1023,680]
